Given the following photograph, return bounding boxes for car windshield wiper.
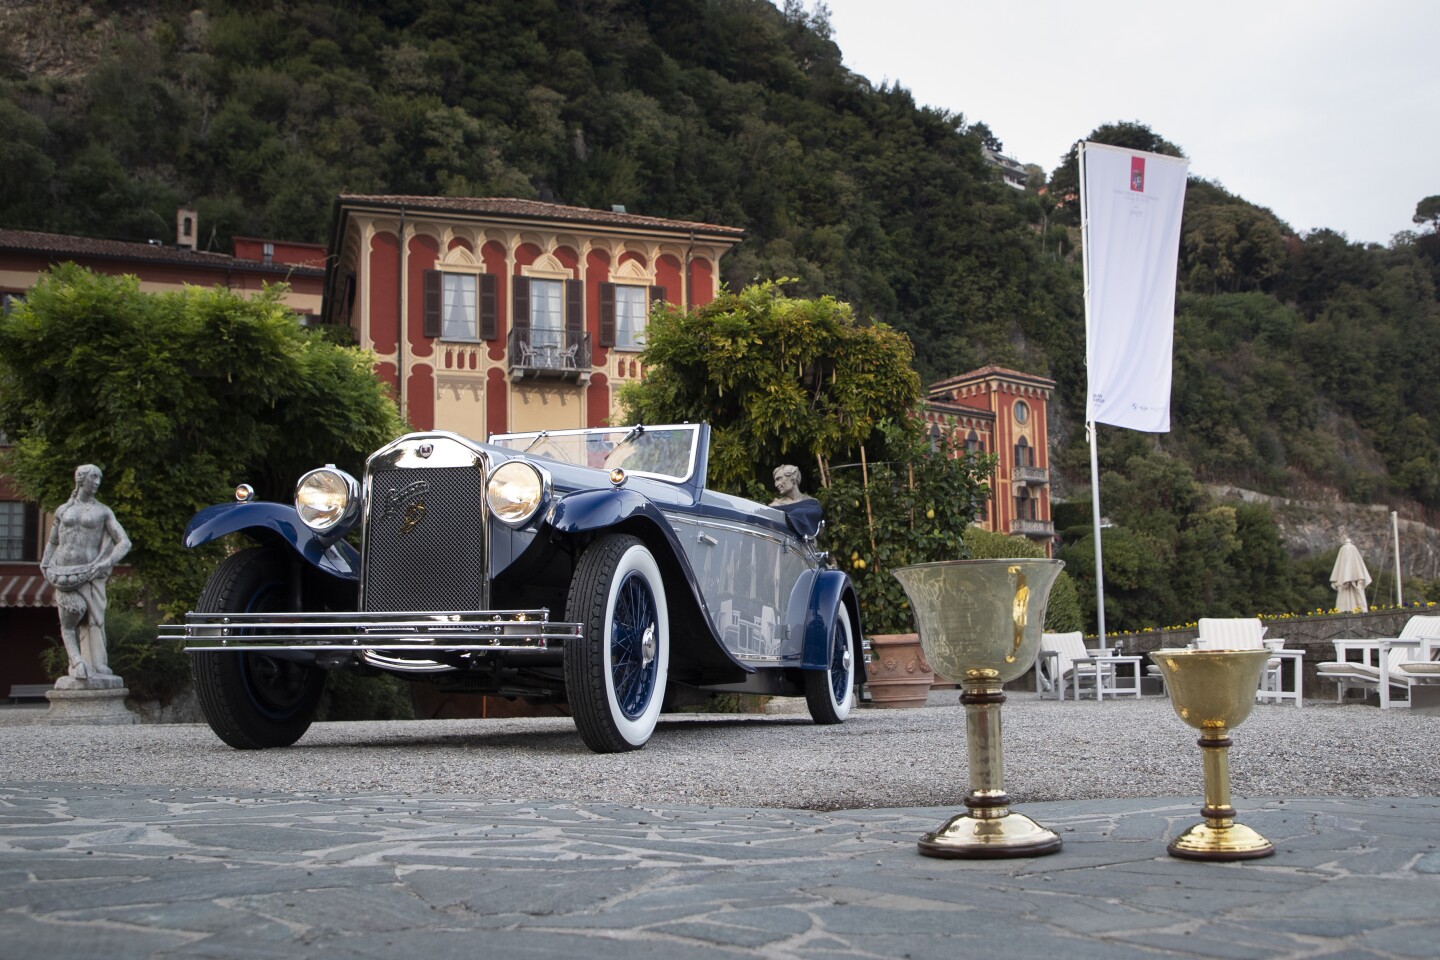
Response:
[522,430,549,453]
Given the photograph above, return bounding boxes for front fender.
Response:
[183,502,360,580]
[545,487,668,534]
[801,570,864,673]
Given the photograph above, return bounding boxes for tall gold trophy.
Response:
[1149,648,1275,861]
[893,559,1065,859]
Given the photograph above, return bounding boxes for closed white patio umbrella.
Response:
[1331,537,1372,612]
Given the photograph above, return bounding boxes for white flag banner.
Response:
[1081,141,1189,432]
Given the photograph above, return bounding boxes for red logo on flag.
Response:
[1130,156,1145,192]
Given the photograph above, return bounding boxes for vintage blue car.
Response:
[167,423,864,752]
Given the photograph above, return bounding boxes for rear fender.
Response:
[801,570,865,677]
[183,502,359,580]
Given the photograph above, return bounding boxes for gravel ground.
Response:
[2,692,1435,810]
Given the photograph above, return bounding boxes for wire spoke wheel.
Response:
[806,601,856,725]
[565,535,669,752]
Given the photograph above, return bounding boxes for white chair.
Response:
[1192,617,1303,707]
[1316,615,1440,709]
[1037,632,1142,700]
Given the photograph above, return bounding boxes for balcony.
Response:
[1010,518,1055,537]
[1013,465,1049,485]
[508,329,592,383]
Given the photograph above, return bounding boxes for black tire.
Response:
[564,535,669,753]
[805,602,857,724]
[191,547,325,749]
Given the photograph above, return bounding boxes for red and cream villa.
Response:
[320,196,746,437]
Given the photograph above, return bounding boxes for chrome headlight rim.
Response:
[295,465,361,533]
[486,460,549,527]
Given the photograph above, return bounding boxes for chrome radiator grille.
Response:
[362,463,487,612]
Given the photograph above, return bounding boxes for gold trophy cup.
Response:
[1149,648,1275,861]
[893,558,1065,858]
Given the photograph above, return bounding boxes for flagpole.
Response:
[1088,421,1107,639]
[1392,510,1403,605]
[1078,141,1108,639]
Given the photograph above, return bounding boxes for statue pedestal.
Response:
[45,681,136,725]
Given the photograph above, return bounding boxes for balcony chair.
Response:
[1037,632,1142,701]
[1316,615,1440,709]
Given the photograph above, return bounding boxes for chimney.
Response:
[176,206,198,250]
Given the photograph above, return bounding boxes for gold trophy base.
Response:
[918,810,1063,859]
[1168,820,1274,861]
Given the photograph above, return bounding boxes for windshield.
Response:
[489,425,700,483]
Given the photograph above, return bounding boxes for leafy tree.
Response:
[619,279,920,492]
[1413,195,1440,232]
[1181,201,1286,294]
[968,120,1003,154]
[0,265,405,610]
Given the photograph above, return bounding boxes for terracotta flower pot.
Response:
[863,633,934,708]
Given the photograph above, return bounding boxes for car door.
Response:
[670,499,812,664]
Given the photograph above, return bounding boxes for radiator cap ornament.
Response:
[417,442,434,459]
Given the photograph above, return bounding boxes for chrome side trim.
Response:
[159,609,581,653]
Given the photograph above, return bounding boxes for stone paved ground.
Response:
[1,784,1436,959]
[2,694,1438,958]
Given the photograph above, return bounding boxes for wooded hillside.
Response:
[3,0,1439,624]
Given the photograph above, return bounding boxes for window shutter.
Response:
[479,273,498,341]
[599,282,616,347]
[512,277,530,334]
[565,279,583,335]
[22,502,38,563]
[422,270,442,339]
[649,285,666,307]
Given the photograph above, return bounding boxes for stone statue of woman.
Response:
[40,464,131,687]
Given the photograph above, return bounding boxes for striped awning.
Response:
[0,575,55,608]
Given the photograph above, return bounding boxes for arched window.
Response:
[965,430,981,454]
[1014,436,1032,468]
[1015,486,1035,521]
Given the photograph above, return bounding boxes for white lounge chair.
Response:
[1316,615,1440,709]
[1037,632,1142,700]
[1192,617,1303,707]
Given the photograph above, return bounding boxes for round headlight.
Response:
[295,466,359,532]
[486,461,546,526]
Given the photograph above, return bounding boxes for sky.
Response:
[813,0,1438,246]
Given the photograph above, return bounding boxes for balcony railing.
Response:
[1010,518,1055,537]
[1013,465,1049,485]
[508,329,592,383]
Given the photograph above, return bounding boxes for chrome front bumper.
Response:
[159,609,582,658]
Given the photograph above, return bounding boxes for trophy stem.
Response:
[1168,726,1275,861]
[1199,731,1236,822]
[964,687,1008,810]
[917,683,1062,859]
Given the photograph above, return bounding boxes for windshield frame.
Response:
[489,424,702,484]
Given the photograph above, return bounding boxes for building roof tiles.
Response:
[337,195,747,238]
[0,228,323,276]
